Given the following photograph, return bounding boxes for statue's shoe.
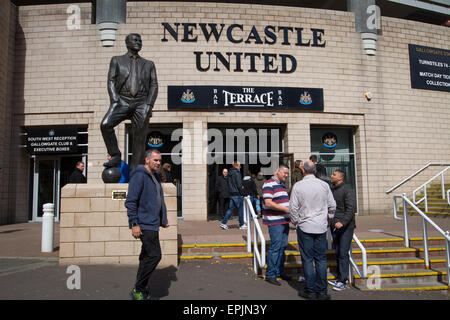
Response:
[103,157,121,168]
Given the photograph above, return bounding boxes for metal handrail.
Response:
[386,162,450,194]
[351,234,368,279]
[243,196,266,274]
[393,194,450,287]
[447,189,450,205]
[328,227,367,280]
[412,166,450,212]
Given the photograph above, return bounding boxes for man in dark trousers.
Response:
[125,149,169,300]
[243,171,260,215]
[215,168,230,218]
[220,161,246,230]
[68,161,86,183]
[101,33,158,170]
[328,169,356,292]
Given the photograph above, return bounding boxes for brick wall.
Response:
[0,1,19,224]
[0,1,11,225]
[10,2,450,222]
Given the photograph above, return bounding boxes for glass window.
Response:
[310,126,358,212]
[310,127,354,154]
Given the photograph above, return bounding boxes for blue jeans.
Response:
[296,228,328,295]
[250,196,261,214]
[255,197,261,213]
[332,226,354,283]
[266,223,289,279]
[221,196,244,226]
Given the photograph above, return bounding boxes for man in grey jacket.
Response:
[290,160,336,300]
[328,169,356,292]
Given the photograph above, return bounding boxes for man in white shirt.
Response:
[290,160,336,300]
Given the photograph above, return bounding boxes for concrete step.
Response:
[351,246,446,260]
[357,237,446,248]
[179,237,447,256]
[179,246,447,264]
[277,269,449,292]
[357,281,449,292]
[398,211,450,217]
[397,202,450,209]
[353,268,448,290]
[422,183,450,189]
[179,238,450,292]
[280,256,448,274]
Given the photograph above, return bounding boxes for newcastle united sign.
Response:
[161,22,326,73]
[168,86,324,111]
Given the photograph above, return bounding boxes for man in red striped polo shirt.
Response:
[262,164,291,286]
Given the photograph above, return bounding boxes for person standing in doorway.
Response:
[262,165,291,286]
[125,149,169,300]
[254,171,266,218]
[328,169,356,292]
[290,160,336,300]
[161,163,174,183]
[243,171,261,216]
[68,161,87,183]
[309,155,329,183]
[291,160,304,186]
[215,168,230,219]
[220,161,246,230]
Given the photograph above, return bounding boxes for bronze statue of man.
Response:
[101,33,158,170]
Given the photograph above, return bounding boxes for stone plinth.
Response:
[59,183,178,267]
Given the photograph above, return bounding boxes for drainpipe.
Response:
[96,0,127,47]
[347,0,381,56]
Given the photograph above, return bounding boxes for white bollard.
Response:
[41,203,54,253]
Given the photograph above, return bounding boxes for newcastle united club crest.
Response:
[299,91,312,105]
[181,89,196,103]
[322,132,338,149]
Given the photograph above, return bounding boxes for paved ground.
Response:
[0,259,448,300]
[0,215,449,301]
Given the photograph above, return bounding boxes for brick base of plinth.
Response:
[59,183,178,267]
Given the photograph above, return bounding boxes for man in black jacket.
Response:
[220,161,246,230]
[215,168,230,218]
[310,155,329,183]
[68,161,86,183]
[328,169,356,291]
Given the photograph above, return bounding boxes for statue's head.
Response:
[125,33,142,52]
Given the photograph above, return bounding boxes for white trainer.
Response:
[332,281,349,291]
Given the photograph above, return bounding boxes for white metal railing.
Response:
[351,234,368,279]
[412,166,450,212]
[327,228,368,281]
[392,194,450,287]
[386,162,450,195]
[243,196,266,275]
